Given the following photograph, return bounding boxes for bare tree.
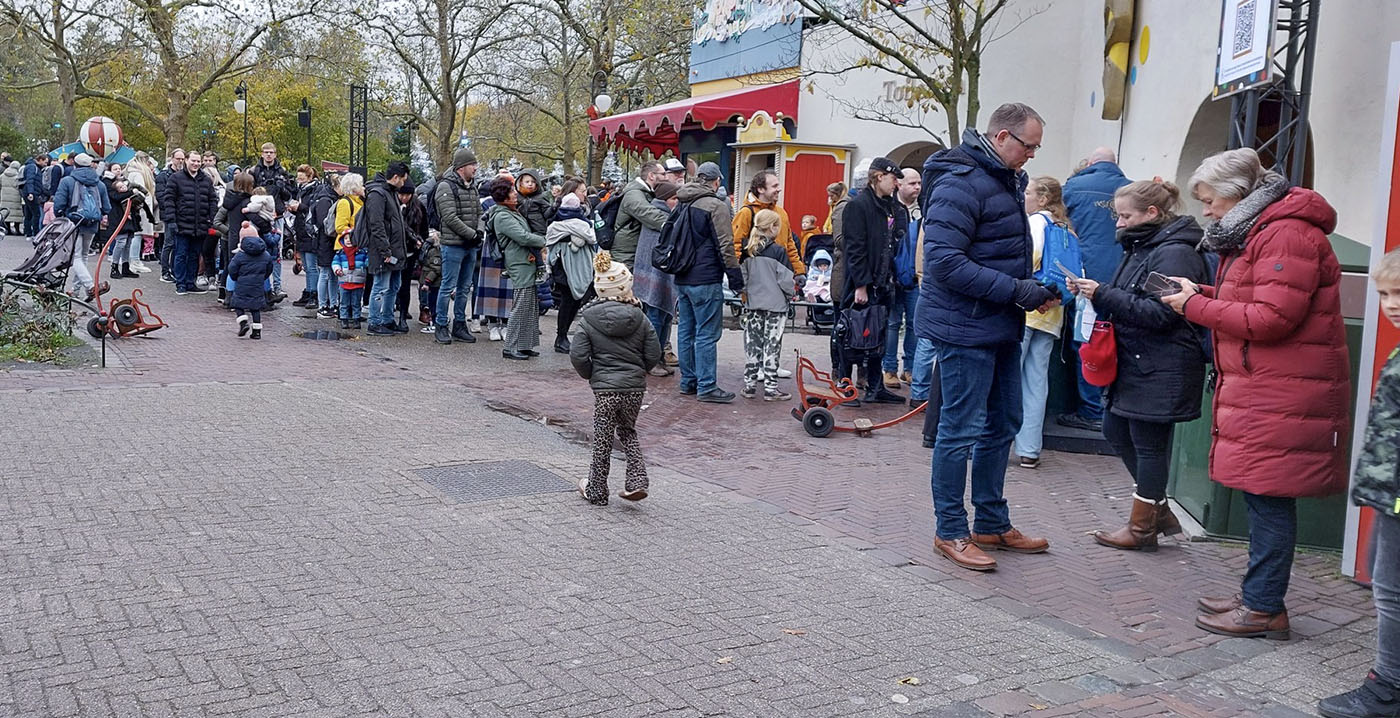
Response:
[0,0,121,134]
[361,0,514,170]
[795,0,1036,144]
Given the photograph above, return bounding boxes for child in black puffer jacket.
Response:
[569,251,661,506]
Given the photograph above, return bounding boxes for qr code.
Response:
[1232,0,1257,58]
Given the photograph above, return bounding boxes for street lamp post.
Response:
[233,80,249,166]
[298,98,312,168]
[586,70,609,187]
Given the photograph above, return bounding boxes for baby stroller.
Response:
[801,234,836,334]
[7,218,83,293]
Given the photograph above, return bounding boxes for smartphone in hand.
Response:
[1145,271,1183,297]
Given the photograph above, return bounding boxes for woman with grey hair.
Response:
[1160,147,1350,641]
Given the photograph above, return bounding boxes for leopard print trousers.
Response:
[585,391,648,502]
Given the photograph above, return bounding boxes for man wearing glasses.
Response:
[919,102,1058,572]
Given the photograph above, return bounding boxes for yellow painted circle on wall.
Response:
[1139,25,1151,65]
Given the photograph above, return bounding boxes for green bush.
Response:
[0,286,83,363]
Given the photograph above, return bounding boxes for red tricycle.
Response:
[790,351,925,438]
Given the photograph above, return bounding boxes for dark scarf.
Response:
[1198,171,1290,253]
[1116,221,1159,250]
[555,205,587,222]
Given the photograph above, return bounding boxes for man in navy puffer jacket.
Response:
[918,102,1059,572]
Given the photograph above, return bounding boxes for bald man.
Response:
[1059,146,1131,433]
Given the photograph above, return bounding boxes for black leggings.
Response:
[1101,413,1175,500]
[395,252,417,318]
[554,280,595,342]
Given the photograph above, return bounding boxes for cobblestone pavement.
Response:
[0,243,1378,716]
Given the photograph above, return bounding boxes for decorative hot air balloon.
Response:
[78,116,124,159]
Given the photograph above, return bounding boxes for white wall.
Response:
[792,0,1400,242]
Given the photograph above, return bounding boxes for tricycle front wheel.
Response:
[802,407,835,438]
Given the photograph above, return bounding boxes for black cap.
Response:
[869,157,899,176]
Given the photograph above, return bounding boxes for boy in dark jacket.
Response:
[1319,249,1400,718]
[569,251,662,506]
[227,222,274,339]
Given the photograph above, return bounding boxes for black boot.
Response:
[121,262,139,278]
[393,316,410,333]
[452,321,476,343]
[250,326,261,340]
[435,324,452,344]
[292,291,312,307]
[111,263,122,279]
[554,336,571,354]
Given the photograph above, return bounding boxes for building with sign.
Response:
[590,0,1400,566]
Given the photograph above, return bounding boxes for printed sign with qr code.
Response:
[1232,0,1257,58]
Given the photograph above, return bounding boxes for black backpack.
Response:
[591,191,623,250]
[426,176,462,231]
[652,203,710,275]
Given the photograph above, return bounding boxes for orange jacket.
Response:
[732,199,805,274]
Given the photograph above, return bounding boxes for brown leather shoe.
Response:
[1093,495,1159,551]
[1195,605,1289,640]
[1197,594,1243,614]
[1156,501,1183,536]
[971,527,1049,554]
[935,537,997,571]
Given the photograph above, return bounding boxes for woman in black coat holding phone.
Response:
[1070,179,1211,552]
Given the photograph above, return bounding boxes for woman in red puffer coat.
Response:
[1161,148,1350,642]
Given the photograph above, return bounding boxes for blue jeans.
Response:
[317,258,339,309]
[338,287,363,320]
[929,340,1021,540]
[301,251,321,301]
[437,244,478,326]
[1069,344,1105,421]
[1240,492,1297,614]
[883,284,919,373]
[1013,328,1055,459]
[644,303,672,348]
[676,283,724,395]
[172,232,200,291]
[1374,515,1400,685]
[266,234,283,291]
[910,337,936,401]
[23,198,42,237]
[368,269,402,326]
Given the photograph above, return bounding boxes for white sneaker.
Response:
[489,326,503,342]
[194,276,209,291]
[419,323,436,334]
[469,319,482,333]
[776,367,792,379]
[131,262,151,273]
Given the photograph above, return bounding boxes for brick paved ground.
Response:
[0,241,1378,715]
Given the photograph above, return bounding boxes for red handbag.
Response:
[1078,320,1118,387]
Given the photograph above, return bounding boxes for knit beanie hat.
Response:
[592,251,633,301]
[653,182,679,201]
[239,221,260,240]
[560,193,581,210]
[74,153,93,167]
[452,147,478,170]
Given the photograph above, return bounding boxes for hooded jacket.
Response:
[1064,161,1132,283]
[362,174,407,273]
[435,170,481,248]
[1091,215,1211,422]
[516,170,552,235]
[673,181,740,288]
[545,206,599,301]
[160,166,217,236]
[569,298,662,393]
[1182,187,1351,498]
[292,179,322,253]
[917,128,1032,347]
[0,162,22,217]
[227,233,274,310]
[613,177,669,268]
[52,166,112,228]
[21,159,46,199]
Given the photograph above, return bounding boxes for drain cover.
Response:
[299,330,350,340]
[414,460,573,503]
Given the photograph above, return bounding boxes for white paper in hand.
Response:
[1074,294,1097,344]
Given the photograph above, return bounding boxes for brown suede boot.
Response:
[1195,605,1290,640]
[1156,500,1183,536]
[1093,495,1160,551]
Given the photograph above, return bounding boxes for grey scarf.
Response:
[1198,171,1290,253]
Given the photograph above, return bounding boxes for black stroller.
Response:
[7,218,85,293]
[801,233,836,333]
